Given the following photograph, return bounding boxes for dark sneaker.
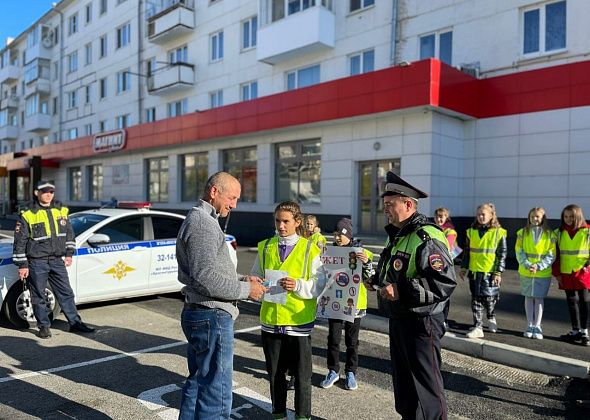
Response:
[38,326,52,339]
[69,321,96,333]
[581,334,590,347]
[286,375,295,390]
[560,331,582,342]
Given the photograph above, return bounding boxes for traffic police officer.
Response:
[370,171,457,420]
[13,180,95,338]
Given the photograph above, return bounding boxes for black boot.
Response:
[69,321,96,333]
[38,326,52,339]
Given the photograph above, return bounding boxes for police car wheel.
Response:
[3,284,61,329]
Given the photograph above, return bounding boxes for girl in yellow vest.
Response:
[304,214,327,249]
[515,207,556,340]
[459,203,507,339]
[251,201,326,420]
[434,207,462,259]
[319,218,374,391]
[552,204,590,346]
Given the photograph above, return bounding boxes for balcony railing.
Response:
[146,0,195,43]
[147,62,195,94]
[0,95,19,110]
[0,65,20,84]
[24,113,52,133]
[0,125,19,140]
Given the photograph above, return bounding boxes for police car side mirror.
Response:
[88,233,111,247]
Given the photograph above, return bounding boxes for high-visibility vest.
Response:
[355,248,373,311]
[556,228,590,274]
[258,237,321,326]
[21,206,69,240]
[309,231,327,249]
[515,228,555,277]
[466,227,507,272]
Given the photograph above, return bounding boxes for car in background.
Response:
[0,203,238,328]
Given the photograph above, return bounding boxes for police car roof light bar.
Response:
[116,201,152,209]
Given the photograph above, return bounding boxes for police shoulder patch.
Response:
[428,254,445,272]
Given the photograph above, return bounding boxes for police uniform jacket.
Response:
[375,212,457,318]
[12,200,76,268]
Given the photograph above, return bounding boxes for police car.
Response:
[0,203,238,328]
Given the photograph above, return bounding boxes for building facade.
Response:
[0,0,588,244]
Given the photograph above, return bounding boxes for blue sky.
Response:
[0,1,56,47]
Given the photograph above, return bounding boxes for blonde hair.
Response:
[304,214,320,238]
[524,207,551,233]
[274,201,305,236]
[434,207,452,223]
[561,204,587,229]
[472,203,502,228]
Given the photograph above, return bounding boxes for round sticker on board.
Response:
[331,301,341,312]
[352,273,361,284]
[349,287,357,297]
[335,272,349,287]
[393,259,403,271]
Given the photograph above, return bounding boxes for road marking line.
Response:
[0,325,261,384]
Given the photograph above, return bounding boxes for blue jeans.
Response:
[179,306,234,420]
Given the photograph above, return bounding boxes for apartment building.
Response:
[0,0,589,243]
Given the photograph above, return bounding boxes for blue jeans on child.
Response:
[179,305,234,420]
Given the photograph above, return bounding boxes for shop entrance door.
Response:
[358,159,400,235]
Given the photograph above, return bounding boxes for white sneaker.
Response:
[523,326,534,338]
[488,318,497,333]
[532,326,543,340]
[466,327,484,339]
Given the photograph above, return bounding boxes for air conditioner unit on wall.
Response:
[42,34,54,48]
[458,61,481,79]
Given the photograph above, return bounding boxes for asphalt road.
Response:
[1,293,589,419]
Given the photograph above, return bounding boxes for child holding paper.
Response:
[250,201,325,420]
[319,218,374,391]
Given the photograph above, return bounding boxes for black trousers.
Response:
[389,312,447,420]
[327,317,361,374]
[565,289,590,330]
[261,331,312,418]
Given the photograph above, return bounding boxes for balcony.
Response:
[0,125,19,140]
[24,113,52,133]
[25,43,53,63]
[148,63,194,95]
[0,65,20,84]
[24,78,51,98]
[146,0,195,44]
[257,5,335,64]
[0,95,19,110]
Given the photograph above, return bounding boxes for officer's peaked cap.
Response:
[35,180,55,191]
[381,171,428,199]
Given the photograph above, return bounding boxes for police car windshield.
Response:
[70,213,108,237]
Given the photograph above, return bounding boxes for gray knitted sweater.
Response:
[176,200,250,319]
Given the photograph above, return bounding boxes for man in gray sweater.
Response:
[177,171,266,420]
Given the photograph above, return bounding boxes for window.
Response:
[67,51,78,73]
[53,25,59,46]
[211,30,224,61]
[181,152,208,202]
[99,120,107,132]
[275,139,321,204]
[97,216,144,244]
[25,95,39,117]
[168,45,188,64]
[100,0,108,15]
[85,85,91,104]
[85,3,92,24]
[146,57,156,77]
[67,90,77,109]
[167,99,188,117]
[88,164,103,201]
[117,23,131,49]
[69,127,78,140]
[223,147,257,203]
[350,0,374,12]
[210,90,223,108]
[84,123,93,136]
[52,97,58,115]
[151,216,183,240]
[286,64,320,90]
[69,167,82,200]
[349,49,374,75]
[242,16,257,50]
[53,62,58,80]
[146,107,156,122]
[147,157,168,202]
[419,30,453,65]
[117,70,131,93]
[85,43,92,65]
[24,59,50,83]
[99,35,107,58]
[99,77,107,99]
[523,1,566,55]
[116,114,130,128]
[68,13,78,35]
[288,0,315,15]
[241,81,258,101]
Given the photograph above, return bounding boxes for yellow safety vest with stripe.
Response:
[443,227,457,244]
[515,228,555,277]
[309,231,327,249]
[258,237,321,326]
[555,227,590,274]
[21,206,70,241]
[356,248,374,311]
[466,227,507,273]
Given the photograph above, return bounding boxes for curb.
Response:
[361,314,590,379]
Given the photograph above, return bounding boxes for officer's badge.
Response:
[428,254,445,272]
[393,258,403,271]
[59,218,67,226]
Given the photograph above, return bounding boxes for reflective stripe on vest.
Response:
[467,227,507,273]
[515,228,555,277]
[258,237,321,326]
[556,228,590,274]
[21,207,69,241]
